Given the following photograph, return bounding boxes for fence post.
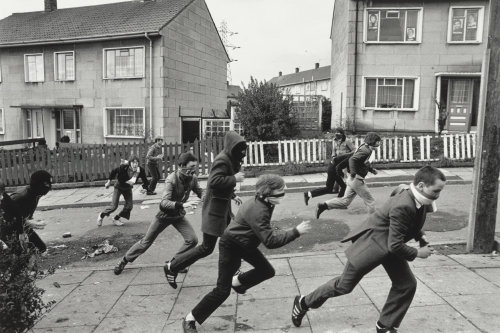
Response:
[259,141,265,166]
[409,136,414,161]
[402,136,407,161]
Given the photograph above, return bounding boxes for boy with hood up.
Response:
[164,131,247,289]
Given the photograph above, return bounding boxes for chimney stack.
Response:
[279,71,282,77]
[295,67,299,73]
[44,0,57,12]
[315,63,320,69]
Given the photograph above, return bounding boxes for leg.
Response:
[171,217,199,257]
[378,256,417,329]
[324,182,357,209]
[101,187,121,217]
[353,180,376,213]
[334,167,347,197]
[310,163,338,198]
[124,217,170,262]
[236,248,275,291]
[117,188,133,220]
[191,238,241,324]
[169,233,218,272]
[147,164,160,193]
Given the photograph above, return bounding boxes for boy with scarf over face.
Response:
[164,131,247,289]
[113,152,203,275]
[292,166,445,333]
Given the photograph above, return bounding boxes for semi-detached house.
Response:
[0,0,229,147]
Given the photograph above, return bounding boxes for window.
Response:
[105,108,145,137]
[103,46,145,79]
[310,82,316,90]
[203,119,231,138]
[365,8,422,43]
[321,81,328,91]
[305,83,311,91]
[363,77,419,110]
[24,53,44,82]
[54,52,75,81]
[56,109,81,142]
[0,109,4,134]
[448,7,484,43]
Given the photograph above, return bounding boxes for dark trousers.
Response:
[101,187,133,220]
[27,229,46,253]
[192,238,275,324]
[310,162,346,198]
[304,255,417,328]
[169,233,218,273]
[147,163,161,193]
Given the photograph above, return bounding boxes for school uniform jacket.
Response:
[341,185,429,271]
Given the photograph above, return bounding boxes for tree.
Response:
[236,77,300,141]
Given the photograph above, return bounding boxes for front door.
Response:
[446,79,473,132]
[26,109,44,138]
[182,120,200,143]
[55,109,81,143]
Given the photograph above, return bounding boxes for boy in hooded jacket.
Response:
[164,131,247,289]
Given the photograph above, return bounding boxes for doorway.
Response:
[181,119,200,143]
[55,109,81,143]
[441,77,480,132]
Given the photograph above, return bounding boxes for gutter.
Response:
[352,0,360,131]
[145,32,153,138]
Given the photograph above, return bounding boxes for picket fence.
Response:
[0,133,476,186]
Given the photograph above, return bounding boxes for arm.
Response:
[108,167,119,181]
[208,161,237,190]
[159,177,183,211]
[249,210,300,249]
[387,205,419,261]
[346,139,355,152]
[192,177,204,199]
[146,146,162,162]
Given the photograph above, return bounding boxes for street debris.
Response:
[140,205,150,209]
[49,244,68,249]
[53,282,61,288]
[81,239,118,260]
[62,232,72,238]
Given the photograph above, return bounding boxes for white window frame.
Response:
[363,7,423,44]
[102,46,145,80]
[103,107,146,138]
[361,76,420,111]
[203,118,231,138]
[0,108,4,134]
[447,6,485,44]
[54,51,75,81]
[24,53,44,82]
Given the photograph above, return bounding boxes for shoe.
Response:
[231,270,246,294]
[146,191,157,195]
[376,322,398,333]
[97,213,104,227]
[164,264,178,289]
[303,192,310,206]
[316,203,327,219]
[113,219,124,226]
[291,295,308,327]
[114,259,127,275]
[182,318,197,333]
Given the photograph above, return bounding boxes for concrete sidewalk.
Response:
[37,167,474,210]
[33,249,500,332]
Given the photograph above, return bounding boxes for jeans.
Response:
[324,177,375,213]
[192,238,275,324]
[101,187,133,220]
[169,233,218,273]
[124,216,198,263]
[147,163,161,193]
[310,162,339,197]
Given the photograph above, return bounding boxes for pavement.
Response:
[29,167,500,332]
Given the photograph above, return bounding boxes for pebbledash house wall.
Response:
[331,0,489,133]
[0,0,227,146]
[160,0,228,143]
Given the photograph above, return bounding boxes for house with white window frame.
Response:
[330,0,489,133]
[0,0,230,147]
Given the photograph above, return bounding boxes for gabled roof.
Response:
[0,0,219,49]
[268,65,331,86]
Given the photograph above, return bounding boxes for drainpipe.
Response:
[145,32,153,138]
[352,0,360,131]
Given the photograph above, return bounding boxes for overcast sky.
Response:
[0,0,333,86]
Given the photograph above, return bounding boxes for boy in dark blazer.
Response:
[292,166,446,333]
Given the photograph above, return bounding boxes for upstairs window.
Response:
[103,46,145,79]
[24,53,44,82]
[365,8,422,43]
[54,51,75,81]
[363,77,419,110]
[0,108,4,134]
[448,7,484,43]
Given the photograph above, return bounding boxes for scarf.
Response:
[410,183,437,212]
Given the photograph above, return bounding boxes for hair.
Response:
[413,166,446,186]
[128,156,140,163]
[255,174,285,198]
[29,170,52,187]
[154,136,164,143]
[364,132,381,146]
[60,135,70,143]
[178,152,197,166]
[335,127,345,135]
[38,139,47,146]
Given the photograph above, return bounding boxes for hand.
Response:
[371,169,378,175]
[126,177,137,185]
[232,196,243,205]
[182,202,195,209]
[105,180,111,189]
[417,245,434,259]
[234,172,245,183]
[158,154,164,159]
[296,220,311,235]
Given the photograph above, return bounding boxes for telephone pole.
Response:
[467,0,500,253]
[218,20,240,83]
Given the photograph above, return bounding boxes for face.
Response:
[266,187,285,205]
[369,140,380,151]
[130,160,139,171]
[156,140,163,147]
[417,179,446,200]
[180,161,197,176]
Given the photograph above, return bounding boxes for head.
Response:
[178,152,198,178]
[223,131,247,164]
[38,139,47,147]
[232,141,248,162]
[413,166,446,200]
[334,127,345,141]
[154,136,164,146]
[255,174,286,205]
[60,135,70,143]
[364,132,381,151]
[29,170,52,196]
[370,14,377,23]
[128,156,140,171]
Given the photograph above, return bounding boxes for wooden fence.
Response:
[0,133,476,186]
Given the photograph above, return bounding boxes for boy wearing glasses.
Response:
[113,152,203,275]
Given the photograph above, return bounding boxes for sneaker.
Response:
[182,318,198,333]
[316,203,327,219]
[113,218,124,226]
[164,264,178,289]
[231,270,246,294]
[291,295,308,327]
[97,213,104,227]
[376,322,398,333]
[303,192,310,206]
[146,191,157,195]
[114,259,127,275]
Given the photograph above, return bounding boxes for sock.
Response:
[167,261,171,270]
[122,257,128,264]
[232,274,242,287]
[308,191,312,198]
[185,312,195,322]
[300,296,308,310]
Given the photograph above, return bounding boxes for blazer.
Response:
[341,186,429,271]
[348,143,374,179]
